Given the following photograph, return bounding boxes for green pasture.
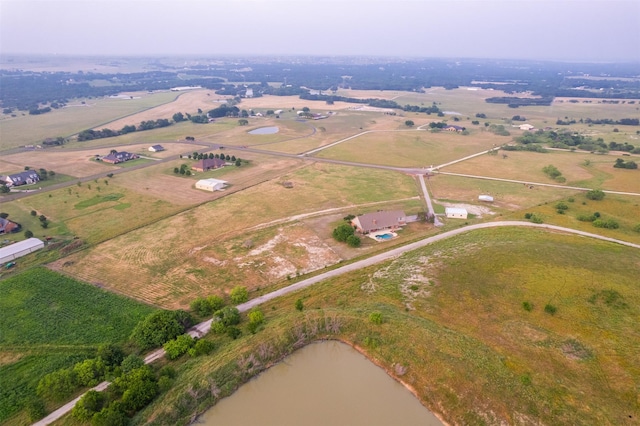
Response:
[0,92,179,150]
[314,129,507,167]
[137,227,640,426]
[0,268,156,424]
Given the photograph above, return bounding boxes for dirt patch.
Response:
[1,150,114,178]
[0,351,24,367]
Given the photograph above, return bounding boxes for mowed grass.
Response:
[138,227,640,426]
[0,267,156,423]
[54,163,421,308]
[0,91,179,150]
[314,129,507,167]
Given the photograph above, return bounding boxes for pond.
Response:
[248,126,279,135]
[198,340,442,426]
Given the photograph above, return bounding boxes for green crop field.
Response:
[0,267,156,423]
[137,227,640,426]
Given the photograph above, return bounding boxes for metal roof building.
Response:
[0,238,45,264]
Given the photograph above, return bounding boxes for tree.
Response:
[235,159,242,167]
[295,299,304,311]
[238,119,249,126]
[163,334,195,360]
[120,354,145,373]
[230,286,249,304]
[346,235,361,247]
[404,120,414,127]
[585,189,605,200]
[0,183,9,193]
[24,230,34,238]
[172,112,185,122]
[214,306,241,326]
[247,309,265,334]
[332,223,355,242]
[129,310,193,350]
[97,343,125,368]
[74,358,107,387]
[36,368,78,401]
[71,390,105,421]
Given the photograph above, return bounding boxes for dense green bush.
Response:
[585,189,605,200]
[230,286,249,304]
[333,222,355,242]
[130,310,193,350]
[163,334,195,360]
[593,218,619,229]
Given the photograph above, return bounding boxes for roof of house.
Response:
[103,151,136,162]
[193,158,226,169]
[445,207,468,215]
[150,144,164,150]
[197,178,228,185]
[353,210,406,233]
[444,125,465,131]
[5,170,40,183]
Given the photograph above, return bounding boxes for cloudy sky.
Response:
[1,0,639,62]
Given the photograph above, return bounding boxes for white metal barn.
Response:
[445,207,468,219]
[0,238,45,264]
[195,178,228,192]
[478,195,494,202]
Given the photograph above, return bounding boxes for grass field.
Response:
[314,128,509,167]
[0,92,179,150]
[51,163,422,308]
[135,227,640,426]
[0,267,156,424]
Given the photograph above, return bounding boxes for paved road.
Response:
[29,220,640,426]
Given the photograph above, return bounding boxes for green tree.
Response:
[72,390,105,421]
[346,235,361,247]
[24,230,34,238]
[0,183,9,193]
[332,223,355,242]
[238,119,249,126]
[247,309,265,334]
[26,398,47,422]
[163,334,195,360]
[214,306,241,326]
[585,189,605,200]
[120,354,145,373]
[97,343,125,368]
[36,368,78,401]
[404,120,414,127]
[188,339,216,357]
[91,404,128,426]
[295,298,304,311]
[230,286,249,304]
[74,358,107,387]
[129,310,192,350]
[172,112,185,122]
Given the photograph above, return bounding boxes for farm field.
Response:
[0,91,179,150]
[139,227,640,426]
[443,148,640,192]
[50,163,422,308]
[314,129,509,167]
[0,267,156,425]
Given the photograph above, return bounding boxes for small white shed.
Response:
[195,178,227,192]
[479,195,494,202]
[0,238,45,264]
[445,207,468,219]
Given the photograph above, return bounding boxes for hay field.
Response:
[0,92,178,150]
[1,150,113,177]
[314,129,506,167]
[53,163,420,308]
[444,149,640,192]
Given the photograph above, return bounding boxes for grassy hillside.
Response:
[0,268,157,424]
[134,227,639,426]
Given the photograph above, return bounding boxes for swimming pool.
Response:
[376,233,393,240]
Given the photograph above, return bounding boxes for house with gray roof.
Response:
[351,210,407,234]
[1,170,40,187]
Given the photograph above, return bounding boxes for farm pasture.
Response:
[52,163,421,308]
[314,129,507,167]
[0,91,179,150]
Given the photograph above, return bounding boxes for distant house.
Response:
[148,144,165,152]
[0,217,21,234]
[519,124,535,131]
[195,178,227,192]
[101,151,138,164]
[445,207,468,219]
[444,125,465,132]
[192,158,226,172]
[351,210,407,234]
[1,170,40,187]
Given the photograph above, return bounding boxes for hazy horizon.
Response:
[1,0,639,63]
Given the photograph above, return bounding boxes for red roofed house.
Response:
[192,158,226,172]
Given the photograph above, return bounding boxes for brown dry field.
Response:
[97,90,232,130]
[443,149,640,193]
[0,150,114,177]
[52,163,421,308]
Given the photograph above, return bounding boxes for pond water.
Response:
[198,340,442,426]
[248,126,279,135]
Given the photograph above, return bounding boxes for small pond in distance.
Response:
[248,126,279,135]
[198,340,442,426]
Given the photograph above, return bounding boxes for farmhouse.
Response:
[445,207,468,219]
[101,151,138,164]
[0,217,21,234]
[1,170,40,187]
[195,178,227,192]
[351,210,407,234]
[0,238,45,264]
[148,144,165,152]
[192,158,226,172]
[444,125,465,132]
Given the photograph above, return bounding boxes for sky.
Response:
[1,0,639,62]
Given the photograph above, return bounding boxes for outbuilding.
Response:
[0,238,45,264]
[148,145,165,152]
[478,195,494,202]
[445,207,468,219]
[195,178,228,192]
